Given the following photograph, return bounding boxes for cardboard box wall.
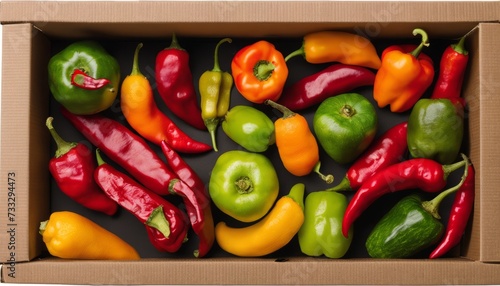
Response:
[1,1,500,284]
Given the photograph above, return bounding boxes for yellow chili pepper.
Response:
[285,31,382,70]
[39,211,140,260]
[265,100,333,183]
[215,183,305,257]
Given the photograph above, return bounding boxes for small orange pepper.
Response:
[373,28,435,113]
[265,100,333,184]
[231,40,288,104]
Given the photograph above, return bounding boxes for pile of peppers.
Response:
[43,27,475,261]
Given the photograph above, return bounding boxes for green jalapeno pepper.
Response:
[48,41,120,115]
[407,98,464,164]
[199,38,233,152]
[222,105,275,152]
[298,190,353,258]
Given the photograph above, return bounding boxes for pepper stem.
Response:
[168,33,184,50]
[211,38,232,72]
[39,220,48,235]
[325,176,352,192]
[204,118,220,152]
[442,153,468,180]
[313,161,334,184]
[452,35,469,55]
[46,117,77,158]
[265,99,296,119]
[284,46,305,62]
[254,60,276,81]
[409,28,430,58]
[95,149,106,166]
[422,154,470,219]
[287,183,305,211]
[341,105,356,118]
[235,176,253,194]
[130,43,143,76]
[146,205,171,239]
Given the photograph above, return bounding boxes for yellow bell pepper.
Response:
[215,183,305,257]
[39,211,140,260]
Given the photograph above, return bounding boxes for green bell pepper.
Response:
[407,98,464,164]
[222,105,275,152]
[298,190,353,258]
[48,41,121,115]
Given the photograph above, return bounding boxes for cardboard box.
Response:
[1,1,500,284]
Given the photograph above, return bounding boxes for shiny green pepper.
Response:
[365,194,444,258]
[222,105,275,152]
[298,190,353,258]
[199,38,233,152]
[407,98,464,164]
[48,41,120,115]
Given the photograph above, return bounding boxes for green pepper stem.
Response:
[265,99,295,119]
[254,60,276,81]
[46,117,77,158]
[211,38,232,72]
[313,161,334,184]
[442,153,468,180]
[168,33,184,51]
[409,28,430,58]
[95,149,106,166]
[146,205,171,239]
[130,43,143,76]
[235,176,253,194]
[325,176,352,192]
[39,220,48,235]
[204,118,220,152]
[284,46,305,62]
[287,183,305,211]
[452,35,469,55]
[422,154,470,219]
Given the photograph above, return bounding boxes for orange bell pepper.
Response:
[231,40,288,104]
[373,29,435,113]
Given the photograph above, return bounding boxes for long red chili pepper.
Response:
[161,140,214,258]
[277,63,376,111]
[429,164,475,259]
[155,34,206,130]
[46,117,118,216]
[430,35,468,107]
[70,69,110,90]
[94,150,188,253]
[342,155,468,237]
[327,121,408,192]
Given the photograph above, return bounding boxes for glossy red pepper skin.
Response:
[342,157,467,237]
[94,156,188,253]
[430,36,468,107]
[155,34,206,130]
[328,121,408,192]
[70,69,110,90]
[46,117,117,215]
[161,141,214,258]
[277,64,376,111]
[430,164,475,259]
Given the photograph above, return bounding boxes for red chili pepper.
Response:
[70,69,110,90]
[161,140,214,258]
[327,121,408,192]
[430,35,469,107]
[429,164,475,259]
[46,117,117,215]
[155,34,206,130]
[277,64,376,111]
[94,150,189,253]
[342,155,468,237]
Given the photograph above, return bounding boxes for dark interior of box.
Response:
[40,25,475,260]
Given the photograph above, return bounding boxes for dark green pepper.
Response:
[298,190,353,258]
[407,98,464,164]
[222,105,275,152]
[48,41,120,115]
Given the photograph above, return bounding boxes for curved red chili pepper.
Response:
[155,34,206,130]
[277,64,376,111]
[430,36,468,107]
[94,151,189,253]
[71,69,110,90]
[161,140,214,258]
[429,164,475,259]
[342,156,468,237]
[328,121,408,192]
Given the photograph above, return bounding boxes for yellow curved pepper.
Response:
[39,211,140,260]
[215,183,305,257]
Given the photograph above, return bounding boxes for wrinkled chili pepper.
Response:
[71,69,111,90]
[46,117,118,216]
[161,140,215,258]
[155,34,206,130]
[373,28,435,113]
[430,164,475,259]
[277,63,376,111]
[430,34,469,107]
[121,43,211,153]
[231,40,288,103]
[94,150,189,253]
[327,121,408,192]
[199,38,233,152]
[342,154,469,237]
